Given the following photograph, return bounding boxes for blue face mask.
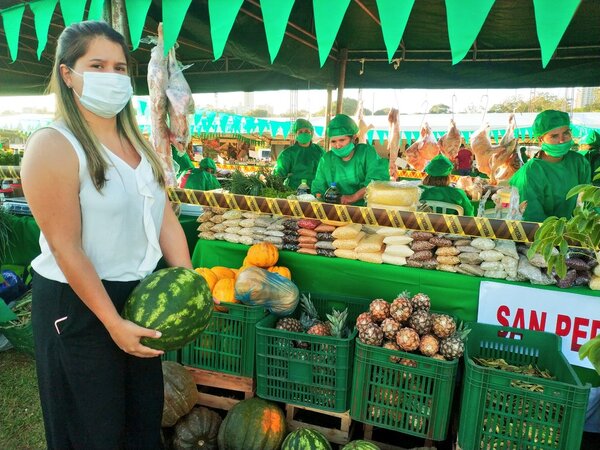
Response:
[332,142,355,158]
[541,140,573,158]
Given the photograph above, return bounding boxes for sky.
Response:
[0,87,577,116]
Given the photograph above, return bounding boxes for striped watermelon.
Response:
[281,428,332,450]
[342,440,381,450]
[123,267,213,351]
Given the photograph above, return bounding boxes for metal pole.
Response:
[336,48,348,115]
[325,87,333,150]
[111,0,130,48]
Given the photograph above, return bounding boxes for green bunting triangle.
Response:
[125,0,152,50]
[30,0,58,59]
[313,0,351,67]
[446,0,495,65]
[1,4,25,62]
[59,0,86,26]
[260,0,294,63]
[376,0,414,62]
[209,0,244,60]
[533,0,580,68]
[162,0,192,55]
[87,0,105,20]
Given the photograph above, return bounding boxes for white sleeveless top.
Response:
[31,122,166,282]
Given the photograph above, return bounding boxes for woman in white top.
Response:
[21,21,191,450]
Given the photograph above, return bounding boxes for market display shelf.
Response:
[350,339,458,441]
[457,323,590,450]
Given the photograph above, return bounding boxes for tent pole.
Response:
[325,87,333,150]
[110,0,130,48]
[336,48,348,115]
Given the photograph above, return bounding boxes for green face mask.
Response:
[332,142,355,158]
[296,132,312,145]
[541,140,573,158]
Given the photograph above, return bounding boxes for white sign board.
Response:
[478,281,600,369]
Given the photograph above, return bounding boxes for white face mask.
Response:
[69,69,133,118]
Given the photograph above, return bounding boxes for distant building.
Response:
[575,87,596,108]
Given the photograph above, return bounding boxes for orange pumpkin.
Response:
[212,278,237,303]
[267,266,291,279]
[245,243,279,268]
[194,268,218,292]
[210,266,236,280]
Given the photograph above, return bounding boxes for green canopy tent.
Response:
[1,0,599,96]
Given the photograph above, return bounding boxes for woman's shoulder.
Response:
[26,126,78,160]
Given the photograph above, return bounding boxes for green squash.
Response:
[281,428,332,450]
[342,440,381,450]
[162,362,198,427]
[217,398,286,450]
[172,406,222,450]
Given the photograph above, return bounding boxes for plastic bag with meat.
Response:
[405,123,440,171]
[438,119,461,161]
[166,46,195,156]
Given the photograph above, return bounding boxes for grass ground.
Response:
[0,349,45,450]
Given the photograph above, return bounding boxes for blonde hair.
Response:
[47,20,165,190]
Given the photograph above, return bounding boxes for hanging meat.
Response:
[166,46,195,155]
[405,123,440,171]
[470,114,520,185]
[355,100,374,144]
[387,108,400,179]
[438,119,461,161]
[147,23,176,186]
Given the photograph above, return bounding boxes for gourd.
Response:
[172,406,222,450]
[210,266,236,280]
[245,242,279,268]
[212,278,239,312]
[217,398,286,450]
[235,267,299,316]
[194,268,218,292]
[267,266,292,279]
[161,362,197,427]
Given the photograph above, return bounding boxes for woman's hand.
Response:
[340,194,355,205]
[107,318,164,358]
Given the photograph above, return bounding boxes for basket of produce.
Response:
[349,292,462,440]
[0,290,34,356]
[255,293,366,412]
[457,322,590,450]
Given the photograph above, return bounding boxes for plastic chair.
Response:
[423,200,464,215]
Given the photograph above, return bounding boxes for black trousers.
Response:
[32,271,163,450]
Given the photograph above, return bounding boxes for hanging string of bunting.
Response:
[0,0,584,67]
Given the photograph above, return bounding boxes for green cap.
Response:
[579,130,600,148]
[327,114,359,138]
[200,157,217,171]
[292,118,314,133]
[424,154,453,177]
[532,110,570,138]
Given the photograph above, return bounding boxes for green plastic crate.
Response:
[161,349,181,362]
[457,323,590,450]
[181,302,267,377]
[350,339,458,440]
[255,294,368,412]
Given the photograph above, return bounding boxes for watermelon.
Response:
[122,267,213,351]
[341,440,381,450]
[281,428,332,450]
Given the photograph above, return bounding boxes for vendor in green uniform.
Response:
[509,110,591,222]
[578,130,600,186]
[181,157,221,190]
[172,145,195,179]
[311,114,389,205]
[273,118,324,189]
[420,154,474,216]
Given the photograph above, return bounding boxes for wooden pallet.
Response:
[185,366,255,411]
[285,403,354,446]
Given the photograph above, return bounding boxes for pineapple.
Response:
[358,322,384,346]
[395,327,420,351]
[389,295,413,324]
[439,323,470,360]
[369,299,390,323]
[275,317,303,333]
[408,310,432,335]
[419,334,440,356]
[431,313,456,339]
[382,340,401,363]
[398,358,418,368]
[430,354,445,361]
[410,292,431,311]
[299,293,320,328]
[307,322,331,336]
[355,312,374,332]
[326,308,349,338]
[380,318,401,341]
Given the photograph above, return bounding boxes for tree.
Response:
[374,108,391,116]
[314,97,369,116]
[246,108,270,117]
[429,104,451,114]
[488,92,568,113]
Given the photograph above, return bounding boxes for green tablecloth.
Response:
[191,238,600,386]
